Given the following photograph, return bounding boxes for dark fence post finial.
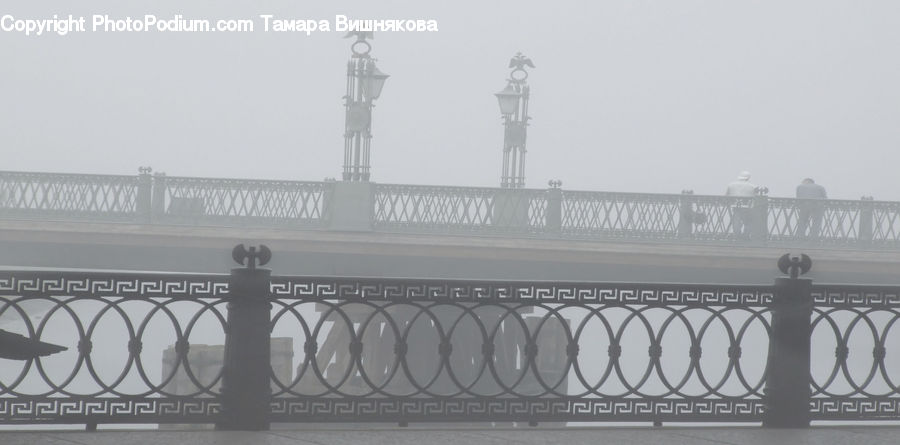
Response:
[764,253,813,428]
[777,253,812,279]
[216,244,273,431]
[232,244,272,271]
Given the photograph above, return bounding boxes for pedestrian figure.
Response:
[796,178,827,238]
[726,171,757,236]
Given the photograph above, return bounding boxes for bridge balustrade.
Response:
[2,169,900,248]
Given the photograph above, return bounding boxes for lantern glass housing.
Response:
[363,64,389,102]
[495,84,520,115]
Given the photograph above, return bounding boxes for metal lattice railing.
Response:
[156,176,332,228]
[3,169,900,248]
[0,170,332,228]
[0,171,140,222]
[560,190,681,238]
[373,183,547,233]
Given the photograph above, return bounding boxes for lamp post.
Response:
[343,31,389,182]
[495,53,534,189]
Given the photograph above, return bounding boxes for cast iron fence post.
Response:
[763,253,813,428]
[216,244,273,431]
[136,167,153,223]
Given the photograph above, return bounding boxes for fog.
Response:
[4,1,900,200]
[2,1,900,433]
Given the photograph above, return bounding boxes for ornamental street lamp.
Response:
[343,31,389,182]
[495,52,534,189]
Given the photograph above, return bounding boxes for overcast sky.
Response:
[3,1,899,200]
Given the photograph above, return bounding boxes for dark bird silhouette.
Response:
[0,329,67,360]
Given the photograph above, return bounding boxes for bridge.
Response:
[1,169,899,285]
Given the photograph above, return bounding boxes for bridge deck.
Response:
[2,218,900,284]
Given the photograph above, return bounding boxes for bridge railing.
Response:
[0,271,231,426]
[808,284,900,421]
[560,190,759,241]
[2,248,899,428]
[373,183,547,233]
[0,170,333,228]
[3,169,900,248]
[153,175,332,228]
[374,184,900,248]
[266,277,774,425]
[0,171,141,222]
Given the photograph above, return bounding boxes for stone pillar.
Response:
[859,196,875,245]
[150,172,167,221]
[136,167,153,223]
[493,189,530,229]
[545,181,563,234]
[678,190,695,239]
[329,181,375,231]
[752,194,769,245]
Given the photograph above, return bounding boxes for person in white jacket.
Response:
[726,171,756,235]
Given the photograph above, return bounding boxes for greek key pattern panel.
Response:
[0,272,229,298]
[811,397,900,420]
[0,398,222,423]
[811,285,900,307]
[269,398,764,422]
[270,277,773,307]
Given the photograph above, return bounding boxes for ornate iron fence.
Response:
[267,278,774,424]
[373,183,547,234]
[3,169,899,248]
[3,169,900,248]
[154,176,332,228]
[0,171,141,222]
[0,170,332,228]
[3,248,900,429]
[809,284,900,420]
[0,271,230,425]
